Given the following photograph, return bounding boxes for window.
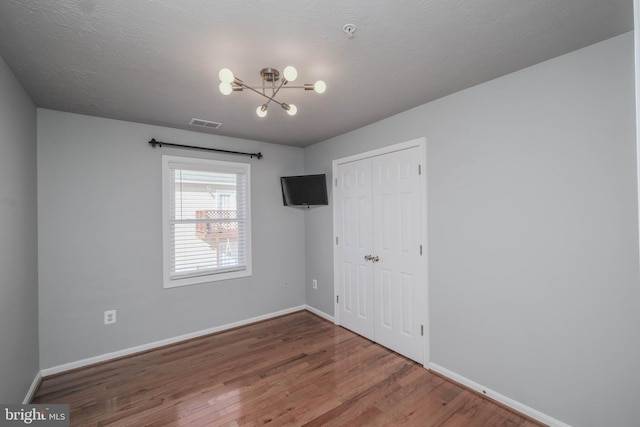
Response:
[162,155,251,288]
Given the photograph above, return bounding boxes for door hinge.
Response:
[335,178,338,187]
[419,244,423,255]
[336,236,339,245]
[421,324,424,336]
[337,295,339,304]
[418,164,422,175]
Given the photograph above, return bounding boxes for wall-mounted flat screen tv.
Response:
[280,174,328,206]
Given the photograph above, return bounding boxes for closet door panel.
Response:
[372,147,424,362]
[335,158,374,339]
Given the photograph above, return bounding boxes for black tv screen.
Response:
[281,174,328,206]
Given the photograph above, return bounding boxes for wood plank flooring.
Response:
[33,311,544,426]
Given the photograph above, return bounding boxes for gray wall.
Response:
[0,56,39,402]
[305,32,640,427]
[37,110,307,369]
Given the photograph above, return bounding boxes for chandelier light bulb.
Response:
[219,68,235,83]
[219,82,233,95]
[287,104,297,116]
[256,105,268,118]
[314,80,326,94]
[283,66,298,82]
[218,82,233,95]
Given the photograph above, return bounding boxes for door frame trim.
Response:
[332,137,430,367]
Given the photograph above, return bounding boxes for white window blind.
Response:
[163,156,251,288]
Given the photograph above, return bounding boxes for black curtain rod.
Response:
[149,138,263,159]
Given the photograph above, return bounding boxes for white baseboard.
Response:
[22,371,42,404]
[304,305,334,323]
[41,305,307,377]
[427,362,571,427]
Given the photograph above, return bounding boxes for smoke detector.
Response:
[343,24,356,38]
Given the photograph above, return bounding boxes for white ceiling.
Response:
[0,0,633,147]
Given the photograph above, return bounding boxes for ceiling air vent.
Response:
[189,118,222,129]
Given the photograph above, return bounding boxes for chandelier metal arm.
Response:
[234,85,313,90]
[264,77,288,109]
[233,78,289,108]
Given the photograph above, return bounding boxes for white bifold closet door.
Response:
[335,145,425,363]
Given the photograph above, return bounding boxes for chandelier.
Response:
[218,66,326,118]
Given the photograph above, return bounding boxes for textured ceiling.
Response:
[0,0,633,147]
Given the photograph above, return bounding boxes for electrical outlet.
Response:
[284,281,289,289]
[312,279,318,289]
[104,310,116,325]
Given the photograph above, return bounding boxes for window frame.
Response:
[162,155,252,289]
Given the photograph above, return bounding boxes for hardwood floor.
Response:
[33,311,543,426]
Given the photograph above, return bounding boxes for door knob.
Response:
[364,255,373,261]
[372,256,380,263]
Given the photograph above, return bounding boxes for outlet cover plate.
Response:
[104,310,116,325]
